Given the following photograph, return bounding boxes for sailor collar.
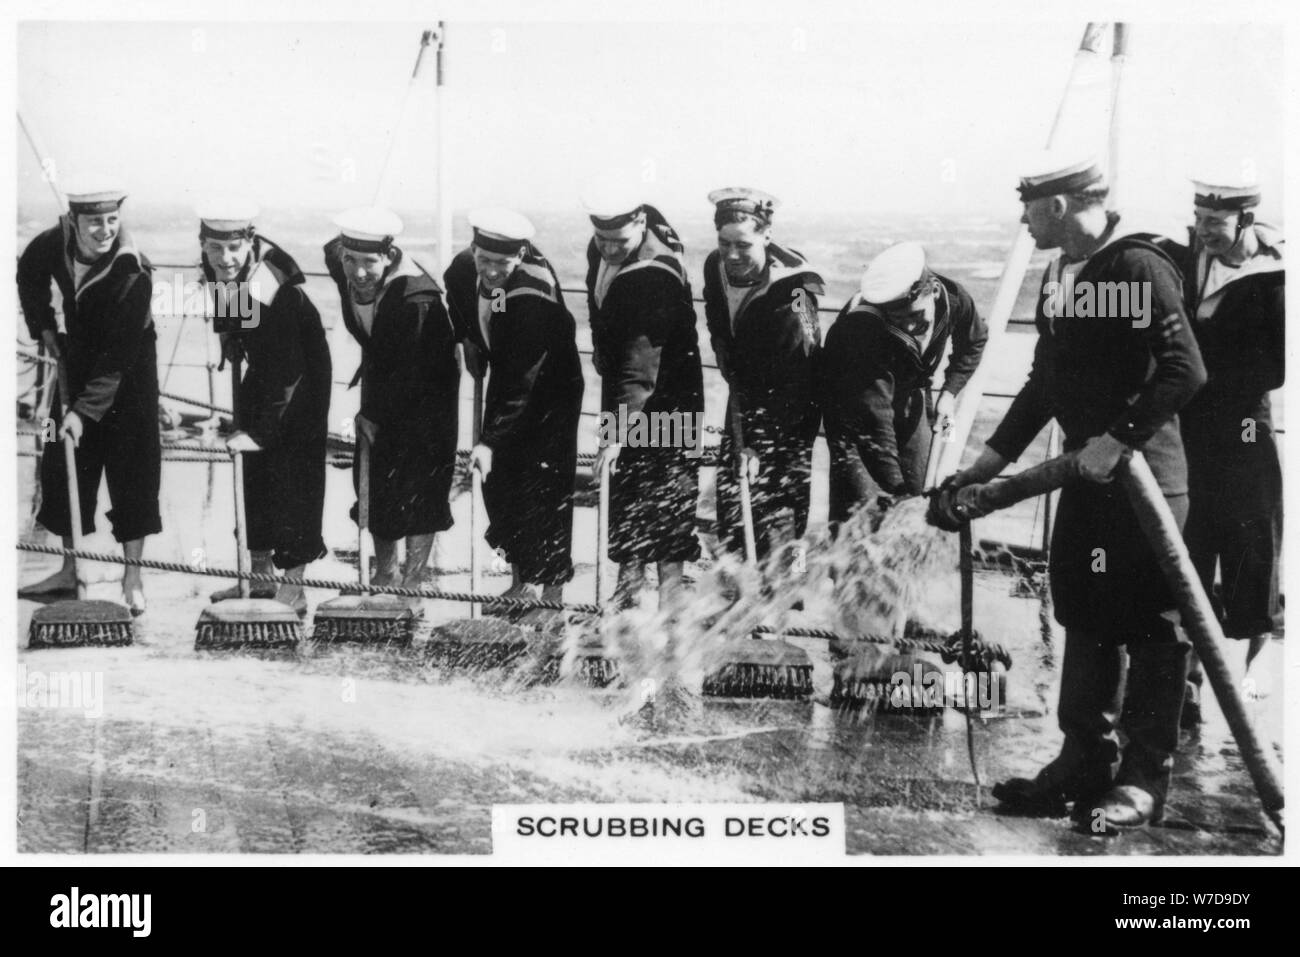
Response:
[60,215,145,304]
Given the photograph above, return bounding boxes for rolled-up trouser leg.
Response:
[1046,627,1125,802]
[1116,616,1190,807]
[36,393,104,537]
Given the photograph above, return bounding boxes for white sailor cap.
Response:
[1191,172,1261,212]
[581,179,646,229]
[860,242,934,309]
[64,176,127,215]
[1017,149,1106,202]
[468,207,535,255]
[334,206,403,254]
[196,197,259,240]
[708,186,779,226]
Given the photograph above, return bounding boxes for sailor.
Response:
[200,200,332,614]
[929,152,1207,830]
[17,179,161,615]
[444,209,584,614]
[1168,174,1284,721]
[823,241,987,523]
[582,181,704,607]
[703,187,824,560]
[324,207,460,589]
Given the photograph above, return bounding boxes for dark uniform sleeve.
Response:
[1211,275,1285,396]
[479,304,552,450]
[72,270,154,423]
[585,243,614,379]
[826,326,908,495]
[941,285,988,396]
[610,275,681,417]
[1106,249,1208,446]
[322,237,345,288]
[442,252,477,345]
[17,228,62,341]
[360,297,446,431]
[244,287,316,450]
[757,282,821,431]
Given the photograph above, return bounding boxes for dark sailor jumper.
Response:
[585,206,704,566]
[823,269,986,517]
[18,217,161,543]
[211,237,332,568]
[1171,224,1285,639]
[704,243,824,557]
[446,246,584,587]
[325,238,460,542]
[988,217,1205,634]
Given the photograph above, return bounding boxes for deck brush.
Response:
[533,616,619,687]
[312,434,418,643]
[425,617,537,671]
[28,599,135,649]
[830,651,945,716]
[27,362,134,649]
[194,444,301,650]
[702,636,813,699]
[195,598,303,650]
[312,594,420,644]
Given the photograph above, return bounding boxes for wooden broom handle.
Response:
[231,450,250,600]
[57,360,86,600]
[358,431,371,590]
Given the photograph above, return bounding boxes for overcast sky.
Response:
[14,13,1287,223]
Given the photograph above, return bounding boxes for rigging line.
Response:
[159,310,189,391]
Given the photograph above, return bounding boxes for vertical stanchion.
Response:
[934,22,1110,484]
[358,433,372,591]
[596,456,610,605]
[1106,24,1129,211]
[470,375,483,618]
[231,450,250,600]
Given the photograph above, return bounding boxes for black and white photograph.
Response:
[4,0,1295,874]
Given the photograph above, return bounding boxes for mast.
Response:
[434,23,452,275]
[1106,24,1130,210]
[933,22,1110,483]
[17,105,66,210]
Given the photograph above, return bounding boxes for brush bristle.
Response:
[702,638,814,699]
[538,651,620,687]
[311,596,420,644]
[195,600,303,649]
[194,622,302,649]
[702,663,813,699]
[311,618,417,644]
[425,619,533,671]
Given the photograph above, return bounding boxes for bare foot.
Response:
[19,566,77,597]
[122,584,146,617]
[275,584,308,617]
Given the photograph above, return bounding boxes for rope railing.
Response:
[15,540,1011,666]
[140,262,1040,328]
[14,410,705,469]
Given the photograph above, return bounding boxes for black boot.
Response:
[1091,621,1190,832]
[1181,649,1203,728]
[994,628,1123,816]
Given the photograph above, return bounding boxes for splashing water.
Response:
[552,496,962,720]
